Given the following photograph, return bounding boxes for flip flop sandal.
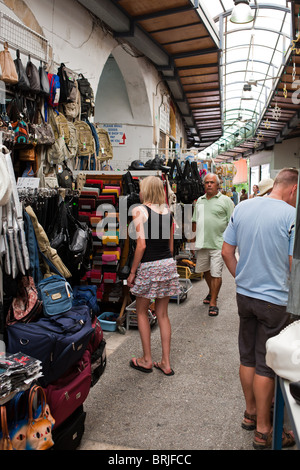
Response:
[203,294,211,304]
[154,362,174,376]
[130,359,153,373]
[208,306,219,316]
[242,411,256,430]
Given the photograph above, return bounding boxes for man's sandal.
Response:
[253,429,295,450]
[208,306,219,316]
[203,294,211,304]
[241,411,256,431]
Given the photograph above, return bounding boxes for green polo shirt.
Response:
[192,192,234,250]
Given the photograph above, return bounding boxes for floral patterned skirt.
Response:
[130,257,181,299]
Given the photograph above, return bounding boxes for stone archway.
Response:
[94,44,153,164]
[95,44,152,127]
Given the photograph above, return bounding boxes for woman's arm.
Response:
[127,206,147,288]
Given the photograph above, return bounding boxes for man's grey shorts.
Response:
[237,293,290,378]
[195,249,224,277]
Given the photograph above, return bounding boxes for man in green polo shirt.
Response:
[191,173,234,316]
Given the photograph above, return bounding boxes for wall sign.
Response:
[99,124,127,147]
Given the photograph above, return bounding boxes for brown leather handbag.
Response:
[0,42,18,84]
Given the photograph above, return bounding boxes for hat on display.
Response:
[258,178,274,196]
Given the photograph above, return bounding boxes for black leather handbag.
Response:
[14,49,30,91]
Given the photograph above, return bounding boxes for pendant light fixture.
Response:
[241,84,253,100]
[230,0,254,24]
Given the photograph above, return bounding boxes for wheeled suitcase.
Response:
[91,339,107,387]
[51,405,86,450]
[45,349,92,429]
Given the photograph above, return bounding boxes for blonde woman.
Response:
[127,176,181,376]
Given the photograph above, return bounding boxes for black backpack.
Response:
[177,160,205,204]
[58,63,77,103]
[77,73,95,119]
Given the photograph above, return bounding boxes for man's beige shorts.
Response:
[195,249,224,278]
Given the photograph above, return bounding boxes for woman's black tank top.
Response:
[141,205,173,263]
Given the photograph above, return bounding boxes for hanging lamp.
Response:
[241,84,253,100]
[230,0,254,24]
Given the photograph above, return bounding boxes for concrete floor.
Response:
[78,267,293,452]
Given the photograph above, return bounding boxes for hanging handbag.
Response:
[56,161,73,189]
[26,56,41,93]
[14,49,30,91]
[266,320,300,382]
[35,110,55,146]
[39,62,50,96]
[168,158,183,202]
[0,42,18,85]
[12,119,29,145]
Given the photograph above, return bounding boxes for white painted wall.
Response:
[3,0,187,167]
[250,138,300,178]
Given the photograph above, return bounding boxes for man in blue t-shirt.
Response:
[222,167,298,450]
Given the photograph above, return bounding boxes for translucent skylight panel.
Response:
[197,0,292,155]
[225,71,246,84]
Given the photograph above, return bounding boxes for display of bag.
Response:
[58,62,77,103]
[39,63,50,96]
[74,120,95,156]
[6,275,43,326]
[72,285,99,316]
[0,42,18,85]
[46,134,70,165]
[62,80,81,120]
[51,404,86,450]
[49,109,70,145]
[44,349,91,430]
[266,320,300,382]
[49,201,92,275]
[26,385,55,450]
[77,73,94,119]
[14,49,30,91]
[11,119,29,145]
[37,159,59,189]
[95,125,113,162]
[34,111,55,146]
[26,56,41,94]
[47,73,60,107]
[18,147,36,162]
[0,406,13,450]
[38,274,73,317]
[177,160,203,204]
[168,158,183,200]
[6,305,94,386]
[56,161,74,189]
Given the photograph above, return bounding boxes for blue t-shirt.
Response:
[223,197,295,305]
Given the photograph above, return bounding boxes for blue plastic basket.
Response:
[98,312,119,331]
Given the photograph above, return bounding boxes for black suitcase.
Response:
[51,405,86,450]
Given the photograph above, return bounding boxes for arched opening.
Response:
[95,44,153,167]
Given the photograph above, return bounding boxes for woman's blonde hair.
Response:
[140,176,166,206]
